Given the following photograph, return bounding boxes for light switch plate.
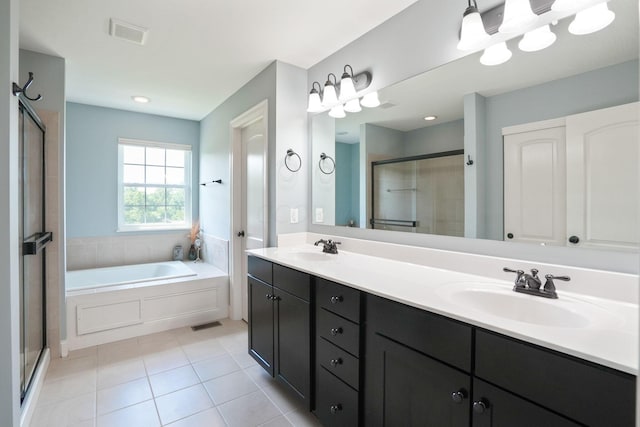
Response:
[290,208,299,224]
[315,208,324,223]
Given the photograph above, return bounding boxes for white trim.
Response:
[230,99,269,321]
[60,340,68,358]
[502,117,566,136]
[118,137,192,151]
[20,348,50,427]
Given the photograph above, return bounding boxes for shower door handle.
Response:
[237,230,245,237]
[22,231,53,255]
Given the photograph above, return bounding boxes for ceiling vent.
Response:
[109,18,148,45]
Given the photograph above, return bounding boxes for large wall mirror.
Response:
[311,0,638,255]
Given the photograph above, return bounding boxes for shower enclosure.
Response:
[18,98,50,402]
[371,150,464,236]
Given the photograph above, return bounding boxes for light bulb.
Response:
[360,91,380,108]
[569,3,615,35]
[306,90,323,113]
[518,24,557,52]
[480,42,513,66]
[457,5,490,51]
[328,104,346,119]
[344,98,362,113]
[499,0,538,34]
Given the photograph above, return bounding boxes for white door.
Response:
[241,119,266,320]
[565,102,639,251]
[504,124,566,245]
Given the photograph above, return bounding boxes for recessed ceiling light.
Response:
[424,115,438,121]
[132,96,150,104]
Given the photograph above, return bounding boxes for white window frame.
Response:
[117,138,193,232]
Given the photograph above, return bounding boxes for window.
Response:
[117,138,192,231]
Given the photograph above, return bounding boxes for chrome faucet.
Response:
[314,239,341,254]
[504,267,570,299]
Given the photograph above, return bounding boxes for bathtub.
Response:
[65,261,229,352]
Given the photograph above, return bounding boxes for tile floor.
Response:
[31,319,323,427]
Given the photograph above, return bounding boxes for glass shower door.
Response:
[19,100,49,402]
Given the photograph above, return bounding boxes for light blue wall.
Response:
[403,119,464,157]
[335,142,359,226]
[482,60,639,241]
[66,102,200,238]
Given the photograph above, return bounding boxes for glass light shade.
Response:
[306,91,323,113]
[328,104,346,119]
[457,9,490,51]
[360,91,381,108]
[480,42,513,66]
[551,0,591,12]
[518,25,557,52]
[569,3,615,35]
[499,0,539,34]
[344,98,362,113]
[339,76,357,102]
[322,83,339,107]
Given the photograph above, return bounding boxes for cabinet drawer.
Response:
[316,367,358,427]
[318,337,359,390]
[317,277,360,323]
[318,308,360,356]
[273,264,311,301]
[366,294,472,372]
[475,330,636,427]
[248,256,272,284]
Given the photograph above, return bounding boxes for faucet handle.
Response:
[545,274,570,282]
[530,268,539,278]
[503,267,523,274]
[503,267,525,288]
[543,274,570,297]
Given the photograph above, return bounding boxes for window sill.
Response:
[117,225,192,233]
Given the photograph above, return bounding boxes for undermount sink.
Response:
[436,282,621,329]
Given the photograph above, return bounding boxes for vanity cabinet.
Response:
[314,278,362,427]
[248,256,313,408]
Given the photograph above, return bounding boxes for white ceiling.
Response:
[19,0,420,120]
[334,0,639,143]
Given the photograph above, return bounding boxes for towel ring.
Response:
[319,153,335,175]
[285,149,302,172]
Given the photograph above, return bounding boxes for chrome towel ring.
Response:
[285,149,302,172]
[319,153,335,175]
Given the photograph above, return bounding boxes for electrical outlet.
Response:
[290,208,299,224]
[315,208,324,223]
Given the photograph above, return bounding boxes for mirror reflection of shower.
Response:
[371,150,464,236]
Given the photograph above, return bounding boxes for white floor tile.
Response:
[181,337,227,363]
[149,365,200,397]
[165,407,227,427]
[143,347,190,375]
[217,390,281,427]
[38,370,97,406]
[46,354,97,382]
[97,377,152,415]
[259,415,293,427]
[154,384,213,425]
[262,383,305,414]
[203,370,259,405]
[97,400,160,427]
[193,354,241,382]
[284,410,323,427]
[97,359,147,390]
[31,392,96,427]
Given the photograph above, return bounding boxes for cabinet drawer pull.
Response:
[330,404,343,414]
[330,358,343,367]
[330,295,343,304]
[330,327,343,336]
[265,293,273,300]
[473,399,489,414]
[451,389,467,404]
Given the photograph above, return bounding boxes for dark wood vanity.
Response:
[248,255,636,427]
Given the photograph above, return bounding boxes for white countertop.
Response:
[248,245,638,375]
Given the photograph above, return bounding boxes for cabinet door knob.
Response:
[330,358,343,367]
[473,400,489,414]
[451,389,467,404]
[330,404,343,414]
[330,295,343,304]
[568,235,580,244]
[330,327,343,336]
[507,232,514,239]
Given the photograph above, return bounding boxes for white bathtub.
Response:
[65,261,229,352]
[66,261,197,291]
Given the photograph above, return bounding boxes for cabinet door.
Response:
[274,287,311,407]
[566,102,639,250]
[248,277,274,375]
[364,333,470,427]
[472,379,580,427]
[503,125,566,245]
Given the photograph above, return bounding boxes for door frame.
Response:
[229,99,268,320]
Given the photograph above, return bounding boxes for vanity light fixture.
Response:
[306,82,323,113]
[480,41,512,66]
[132,95,150,103]
[518,24,557,51]
[339,65,357,102]
[360,91,381,108]
[568,2,615,35]
[344,98,362,113]
[328,104,346,119]
[321,73,339,107]
[498,0,539,34]
[457,0,490,51]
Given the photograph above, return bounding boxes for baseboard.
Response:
[60,340,68,358]
[20,348,50,427]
